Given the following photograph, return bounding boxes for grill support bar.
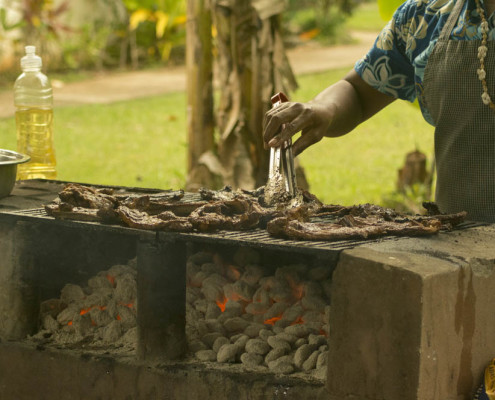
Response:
[137,236,186,360]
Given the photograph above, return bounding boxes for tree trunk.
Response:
[185,0,298,191]
[185,0,216,191]
[213,0,297,189]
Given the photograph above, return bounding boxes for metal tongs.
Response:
[267,92,297,199]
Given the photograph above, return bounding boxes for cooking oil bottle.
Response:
[14,45,56,180]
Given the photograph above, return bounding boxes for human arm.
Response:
[263,69,396,156]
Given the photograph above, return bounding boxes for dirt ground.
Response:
[0,31,377,119]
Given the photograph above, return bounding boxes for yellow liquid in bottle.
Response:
[16,108,56,180]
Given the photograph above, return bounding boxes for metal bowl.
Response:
[0,149,30,199]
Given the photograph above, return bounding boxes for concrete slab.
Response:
[327,226,495,400]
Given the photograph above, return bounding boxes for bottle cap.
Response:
[20,46,42,69]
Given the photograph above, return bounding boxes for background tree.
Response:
[186,0,297,191]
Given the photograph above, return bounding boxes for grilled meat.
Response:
[45,183,467,240]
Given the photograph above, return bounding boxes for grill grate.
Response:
[3,207,484,255]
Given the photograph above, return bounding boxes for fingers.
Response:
[263,101,330,155]
[263,102,307,148]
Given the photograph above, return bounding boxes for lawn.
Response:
[0,66,434,207]
[344,1,387,32]
[293,68,434,206]
[0,2,434,207]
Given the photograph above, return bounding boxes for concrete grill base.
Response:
[0,342,327,400]
[328,228,495,400]
[1,181,495,400]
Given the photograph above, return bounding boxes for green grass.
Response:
[0,65,434,207]
[294,68,434,206]
[344,1,387,32]
[0,93,188,191]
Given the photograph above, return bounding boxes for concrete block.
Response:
[0,221,39,340]
[326,233,495,400]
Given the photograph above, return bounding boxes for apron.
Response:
[423,0,495,222]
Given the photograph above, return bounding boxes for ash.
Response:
[186,248,330,380]
[30,259,138,355]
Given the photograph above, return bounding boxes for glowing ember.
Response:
[80,307,91,316]
[216,297,227,312]
[80,305,106,315]
[264,316,282,326]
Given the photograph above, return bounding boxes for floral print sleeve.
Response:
[355,0,419,103]
[353,0,488,125]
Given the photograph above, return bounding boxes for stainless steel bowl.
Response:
[0,149,30,198]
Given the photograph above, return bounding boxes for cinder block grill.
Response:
[0,181,490,400]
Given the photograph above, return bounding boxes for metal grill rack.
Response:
[2,206,483,256]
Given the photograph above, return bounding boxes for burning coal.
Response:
[186,248,330,378]
[30,247,330,380]
[33,259,138,352]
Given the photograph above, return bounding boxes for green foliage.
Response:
[286,7,345,40]
[285,0,357,44]
[58,24,114,70]
[0,7,23,34]
[123,0,186,65]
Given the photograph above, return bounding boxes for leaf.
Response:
[155,10,169,38]
[129,9,151,31]
[0,7,24,31]
[377,0,403,20]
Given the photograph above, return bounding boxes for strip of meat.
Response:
[45,203,102,222]
[267,215,442,241]
[146,201,208,216]
[199,186,236,201]
[117,206,193,232]
[58,183,117,211]
[188,198,263,232]
[120,194,206,216]
[45,202,120,223]
[410,211,467,228]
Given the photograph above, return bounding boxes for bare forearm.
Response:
[262,70,395,156]
[313,70,396,138]
[311,79,364,138]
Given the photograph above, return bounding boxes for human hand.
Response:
[262,101,332,156]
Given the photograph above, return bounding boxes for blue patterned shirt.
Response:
[354,0,495,124]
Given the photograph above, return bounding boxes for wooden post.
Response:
[186,0,215,189]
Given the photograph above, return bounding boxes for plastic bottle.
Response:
[14,45,56,180]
